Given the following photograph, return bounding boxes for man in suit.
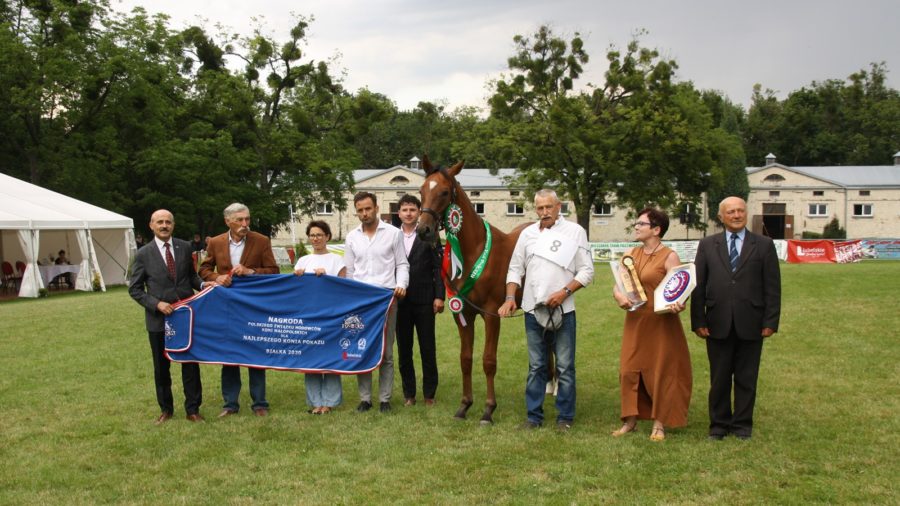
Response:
[691,196,781,440]
[199,203,279,417]
[129,209,213,424]
[395,195,445,406]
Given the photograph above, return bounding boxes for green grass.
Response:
[1,262,898,504]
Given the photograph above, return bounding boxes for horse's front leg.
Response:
[454,314,475,420]
[480,314,501,425]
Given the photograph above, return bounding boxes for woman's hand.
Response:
[667,301,685,313]
[613,290,633,311]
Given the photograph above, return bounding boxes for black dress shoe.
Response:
[356,401,372,412]
[734,433,752,440]
[379,402,392,413]
[708,433,726,441]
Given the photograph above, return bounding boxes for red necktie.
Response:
[164,243,176,280]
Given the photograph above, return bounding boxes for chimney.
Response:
[893,151,900,166]
[765,153,777,166]
[409,156,421,170]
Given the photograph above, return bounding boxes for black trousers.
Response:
[149,331,202,415]
[396,302,439,400]
[705,328,763,437]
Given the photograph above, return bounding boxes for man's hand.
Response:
[231,264,255,276]
[761,327,775,338]
[433,298,445,314]
[394,287,406,299]
[545,289,568,309]
[215,274,232,287]
[694,327,710,338]
[156,301,173,315]
[498,299,517,317]
[293,269,305,276]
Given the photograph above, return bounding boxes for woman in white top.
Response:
[294,220,346,414]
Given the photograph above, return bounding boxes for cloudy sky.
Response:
[112,0,899,111]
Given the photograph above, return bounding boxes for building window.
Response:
[473,202,485,215]
[506,203,524,215]
[769,191,780,197]
[592,203,612,216]
[470,191,481,197]
[812,190,824,196]
[560,203,570,215]
[316,203,333,215]
[390,176,410,185]
[510,191,520,197]
[853,204,873,217]
[763,174,786,183]
[859,190,870,196]
[808,204,828,216]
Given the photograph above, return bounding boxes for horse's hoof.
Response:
[479,416,493,426]
[453,413,467,421]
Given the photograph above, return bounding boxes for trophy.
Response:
[610,255,647,311]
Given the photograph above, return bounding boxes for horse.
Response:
[416,158,529,425]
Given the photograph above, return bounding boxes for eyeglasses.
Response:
[308,233,325,238]
[633,221,653,228]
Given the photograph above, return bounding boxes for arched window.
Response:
[390,176,410,185]
[763,174,785,183]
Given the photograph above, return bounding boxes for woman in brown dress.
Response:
[612,208,692,441]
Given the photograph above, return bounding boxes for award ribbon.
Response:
[443,214,492,316]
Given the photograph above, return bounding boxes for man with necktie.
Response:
[691,196,781,440]
[129,210,214,424]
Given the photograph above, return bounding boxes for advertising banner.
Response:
[834,240,863,264]
[786,240,836,263]
[164,274,395,374]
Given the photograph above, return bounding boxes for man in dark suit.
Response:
[129,209,213,424]
[199,203,279,417]
[395,195,445,406]
[691,196,781,440]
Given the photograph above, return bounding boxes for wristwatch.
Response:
[563,287,573,296]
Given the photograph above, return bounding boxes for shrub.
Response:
[822,216,846,239]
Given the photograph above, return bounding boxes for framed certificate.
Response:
[653,263,696,314]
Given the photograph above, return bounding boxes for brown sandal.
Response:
[611,422,637,437]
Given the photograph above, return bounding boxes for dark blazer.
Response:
[129,238,203,332]
[690,230,781,340]
[198,231,279,280]
[402,236,445,305]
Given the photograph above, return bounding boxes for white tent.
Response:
[0,173,134,298]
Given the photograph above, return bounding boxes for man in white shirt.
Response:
[498,189,594,431]
[344,192,410,412]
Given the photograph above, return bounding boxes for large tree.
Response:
[745,63,900,166]
[489,26,738,238]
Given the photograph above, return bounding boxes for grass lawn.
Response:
[1,261,897,504]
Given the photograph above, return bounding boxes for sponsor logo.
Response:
[340,338,351,350]
[164,321,176,338]
[342,314,365,334]
[357,338,367,350]
[797,245,826,257]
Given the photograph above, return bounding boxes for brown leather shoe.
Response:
[154,412,173,425]
[253,408,269,417]
[186,413,205,422]
[404,398,416,407]
[218,409,237,418]
[424,398,436,406]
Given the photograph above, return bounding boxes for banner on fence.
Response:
[786,240,835,263]
[164,274,394,374]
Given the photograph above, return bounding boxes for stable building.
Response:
[275,157,711,245]
[746,152,900,239]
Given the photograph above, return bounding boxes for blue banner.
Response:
[164,274,395,374]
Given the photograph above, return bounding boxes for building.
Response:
[746,152,900,239]
[274,157,711,245]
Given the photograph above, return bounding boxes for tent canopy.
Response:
[0,173,135,297]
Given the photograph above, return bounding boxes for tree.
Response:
[489,27,736,238]
[745,63,900,166]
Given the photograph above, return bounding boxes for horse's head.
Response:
[417,156,465,245]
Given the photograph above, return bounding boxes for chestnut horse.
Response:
[416,159,528,425]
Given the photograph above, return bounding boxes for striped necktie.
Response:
[164,243,176,280]
[729,233,739,272]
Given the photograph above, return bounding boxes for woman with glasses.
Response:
[611,208,692,441]
[294,220,346,414]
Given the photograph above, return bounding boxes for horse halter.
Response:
[420,166,458,230]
